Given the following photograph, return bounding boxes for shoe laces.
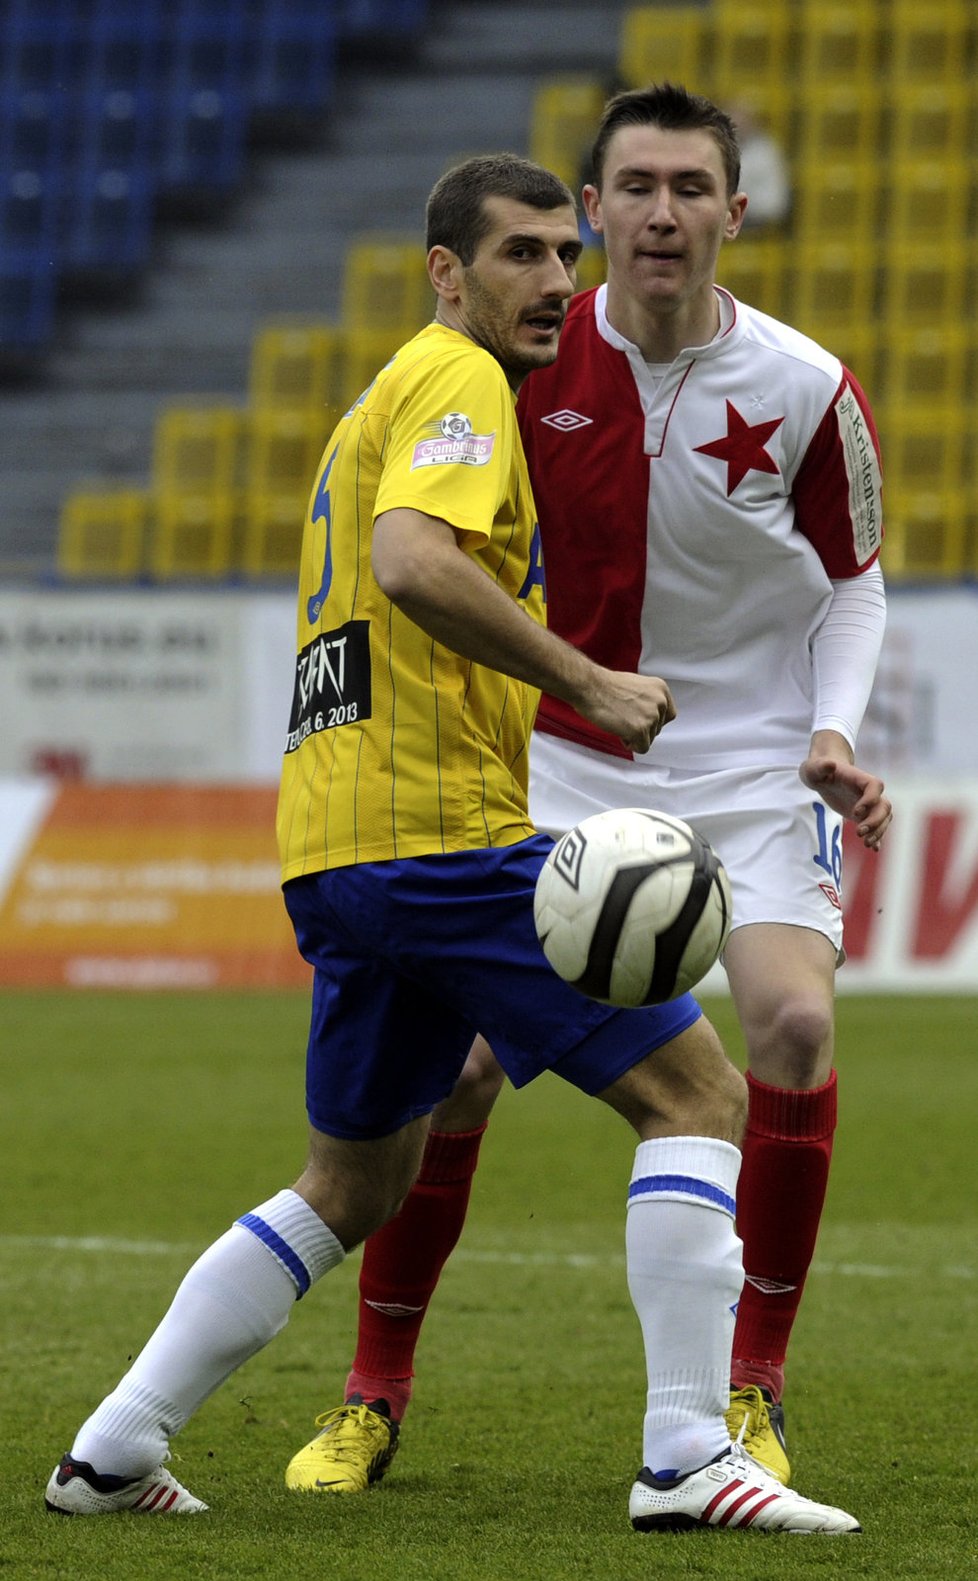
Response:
[312,1403,389,1464]
[728,1384,768,1442]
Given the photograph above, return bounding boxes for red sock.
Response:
[731,1070,838,1403]
[346,1125,487,1421]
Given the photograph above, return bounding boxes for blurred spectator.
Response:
[728,100,791,229]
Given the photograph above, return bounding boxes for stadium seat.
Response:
[0,88,67,168]
[338,326,406,412]
[241,490,308,578]
[339,0,429,42]
[341,238,431,338]
[617,7,707,91]
[790,240,878,342]
[886,160,972,249]
[84,1,167,95]
[150,402,246,578]
[529,76,607,190]
[794,85,883,166]
[0,253,57,349]
[0,0,80,94]
[887,83,972,162]
[61,161,157,275]
[795,2,880,86]
[150,487,238,578]
[710,4,794,98]
[157,86,247,196]
[882,489,971,579]
[877,411,970,496]
[245,0,338,115]
[249,321,344,415]
[793,161,881,247]
[884,325,973,413]
[715,236,786,320]
[883,243,971,327]
[886,0,974,83]
[153,402,246,493]
[246,407,328,499]
[57,487,150,578]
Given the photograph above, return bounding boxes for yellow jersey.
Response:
[277,322,548,881]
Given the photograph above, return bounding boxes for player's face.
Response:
[584,125,745,315]
[453,197,582,385]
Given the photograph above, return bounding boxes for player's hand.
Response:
[584,669,676,754]
[800,756,893,851]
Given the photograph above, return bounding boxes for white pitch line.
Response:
[3,1234,974,1281]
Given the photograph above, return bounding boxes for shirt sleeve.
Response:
[811,562,887,748]
[791,368,884,578]
[373,345,514,544]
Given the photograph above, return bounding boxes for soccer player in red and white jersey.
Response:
[300,85,892,1491]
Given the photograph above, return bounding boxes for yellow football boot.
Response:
[725,1385,791,1485]
[285,1398,399,1493]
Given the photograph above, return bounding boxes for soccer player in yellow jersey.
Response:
[46,156,858,1534]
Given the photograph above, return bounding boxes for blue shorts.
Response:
[283,834,702,1140]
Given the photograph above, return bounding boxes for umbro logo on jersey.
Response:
[744,1275,798,1295]
[541,409,593,431]
[818,881,842,910]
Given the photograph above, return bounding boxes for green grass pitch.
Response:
[2,991,977,1580]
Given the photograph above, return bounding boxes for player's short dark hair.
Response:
[590,83,741,196]
[426,154,576,264]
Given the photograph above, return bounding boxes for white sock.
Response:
[626,1136,743,1479]
[71,1190,344,1478]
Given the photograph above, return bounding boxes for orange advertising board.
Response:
[0,784,309,989]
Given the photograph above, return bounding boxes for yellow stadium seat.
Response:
[530,76,607,189]
[249,322,343,415]
[827,327,881,394]
[884,325,973,413]
[58,487,150,579]
[878,411,970,494]
[790,240,879,340]
[794,85,883,166]
[882,489,970,579]
[150,489,238,579]
[241,492,308,579]
[793,161,881,247]
[883,243,971,327]
[886,159,972,247]
[618,6,707,90]
[795,2,880,85]
[337,326,406,413]
[342,237,432,337]
[710,4,794,96]
[715,236,787,319]
[247,408,329,499]
[152,404,246,496]
[150,404,247,578]
[886,0,974,82]
[887,83,972,160]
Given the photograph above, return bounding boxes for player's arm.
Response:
[372,506,675,754]
[802,568,891,849]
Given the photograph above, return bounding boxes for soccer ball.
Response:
[533,807,733,1006]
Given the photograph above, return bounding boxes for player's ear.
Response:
[428,244,463,302]
[724,192,748,241]
[582,184,603,233]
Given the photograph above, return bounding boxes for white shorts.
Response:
[529,733,845,953]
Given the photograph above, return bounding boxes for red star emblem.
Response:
[694,400,784,495]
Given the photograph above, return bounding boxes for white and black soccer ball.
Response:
[533,807,733,1006]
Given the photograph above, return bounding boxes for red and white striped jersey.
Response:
[518,285,884,767]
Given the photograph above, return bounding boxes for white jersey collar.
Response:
[593,282,745,364]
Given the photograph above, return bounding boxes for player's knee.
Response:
[432,1037,505,1130]
[751,995,833,1087]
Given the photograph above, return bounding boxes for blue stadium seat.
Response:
[245,0,339,115]
[0,0,82,93]
[0,89,67,168]
[339,0,429,41]
[60,161,157,275]
[0,253,57,349]
[157,87,248,196]
[83,0,166,95]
